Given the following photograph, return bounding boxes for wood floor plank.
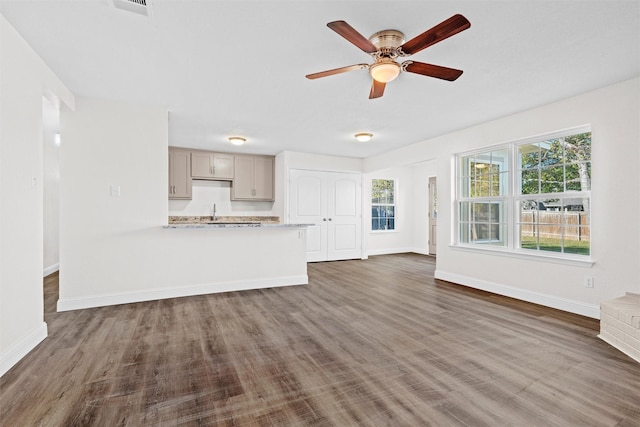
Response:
[2,254,639,426]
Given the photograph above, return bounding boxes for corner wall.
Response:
[0,14,73,377]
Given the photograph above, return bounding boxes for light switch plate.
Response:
[110,185,121,197]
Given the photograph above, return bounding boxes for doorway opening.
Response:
[428,176,437,255]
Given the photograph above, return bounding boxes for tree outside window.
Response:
[372,179,395,231]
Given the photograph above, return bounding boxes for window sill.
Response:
[449,244,594,268]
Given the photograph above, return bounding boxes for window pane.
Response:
[372,179,394,204]
[371,206,395,231]
[564,226,590,255]
[459,222,471,243]
[562,133,591,163]
[540,166,564,193]
[459,176,471,198]
[565,162,590,192]
[519,143,539,170]
[496,171,509,196]
[521,169,539,195]
[459,202,471,222]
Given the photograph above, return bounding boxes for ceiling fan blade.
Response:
[306,64,369,80]
[369,79,386,99]
[403,61,463,81]
[399,14,470,56]
[327,21,378,54]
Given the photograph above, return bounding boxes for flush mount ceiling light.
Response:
[228,136,246,146]
[369,58,401,83]
[354,133,373,142]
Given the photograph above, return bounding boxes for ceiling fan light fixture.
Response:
[354,132,373,142]
[369,59,401,83]
[228,136,246,146]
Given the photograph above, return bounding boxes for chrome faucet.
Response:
[212,203,217,221]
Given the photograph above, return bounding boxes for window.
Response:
[456,127,591,259]
[372,179,396,231]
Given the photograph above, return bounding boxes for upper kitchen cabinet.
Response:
[232,155,274,201]
[168,147,192,199]
[191,150,234,180]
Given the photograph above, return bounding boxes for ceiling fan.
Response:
[306,14,471,99]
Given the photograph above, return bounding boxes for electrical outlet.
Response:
[584,276,594,288]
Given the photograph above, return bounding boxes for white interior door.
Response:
[289,170,362,262]
[289,170,327,262]
[327,174,362,261]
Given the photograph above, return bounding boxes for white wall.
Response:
[58,97,307,311]
[0,14,73,377]
[43,96,60,276]
[168,180,275,218]
[364,167,415,256]
[364,77,640,318]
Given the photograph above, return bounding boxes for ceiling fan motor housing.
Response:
[369,29,405,51]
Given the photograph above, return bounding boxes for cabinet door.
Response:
[253,156,274,200]
[212,153,234,180]
[232,155,255,199]
[232,155,275,200]
[169,148,192,199]
[191,151,214,178]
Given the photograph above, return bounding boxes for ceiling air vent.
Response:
[111,0,150,17]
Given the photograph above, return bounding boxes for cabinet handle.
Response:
[213,166,216,175]
[252,189,256,197]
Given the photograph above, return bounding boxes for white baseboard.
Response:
[435,270,600,319]
[367,247,414,256]
[57,275,309,312]
[0,322,47,378]
[43,263,59,277]
[411,247,431,256]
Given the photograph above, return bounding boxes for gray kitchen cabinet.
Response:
[191,151,234,180]
[168,147,192,199]
[232,155,274,201]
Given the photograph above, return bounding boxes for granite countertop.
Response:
[164,216,311,229]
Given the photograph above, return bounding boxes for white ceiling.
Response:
[1,1,638,158]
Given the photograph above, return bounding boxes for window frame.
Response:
[371,178,397,232]
[454,125,592,264]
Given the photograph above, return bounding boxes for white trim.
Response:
[449,244,594,267]
[367,247,414,256]
[43,263,59,277]
[434,269,600,319]
[0,322,48,377]
[598,333,640,364]
[57,275,308,312]
[411,247,431,256]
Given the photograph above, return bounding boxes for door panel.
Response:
[333,178,358,216]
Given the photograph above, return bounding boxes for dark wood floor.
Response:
[1,254,639,426]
